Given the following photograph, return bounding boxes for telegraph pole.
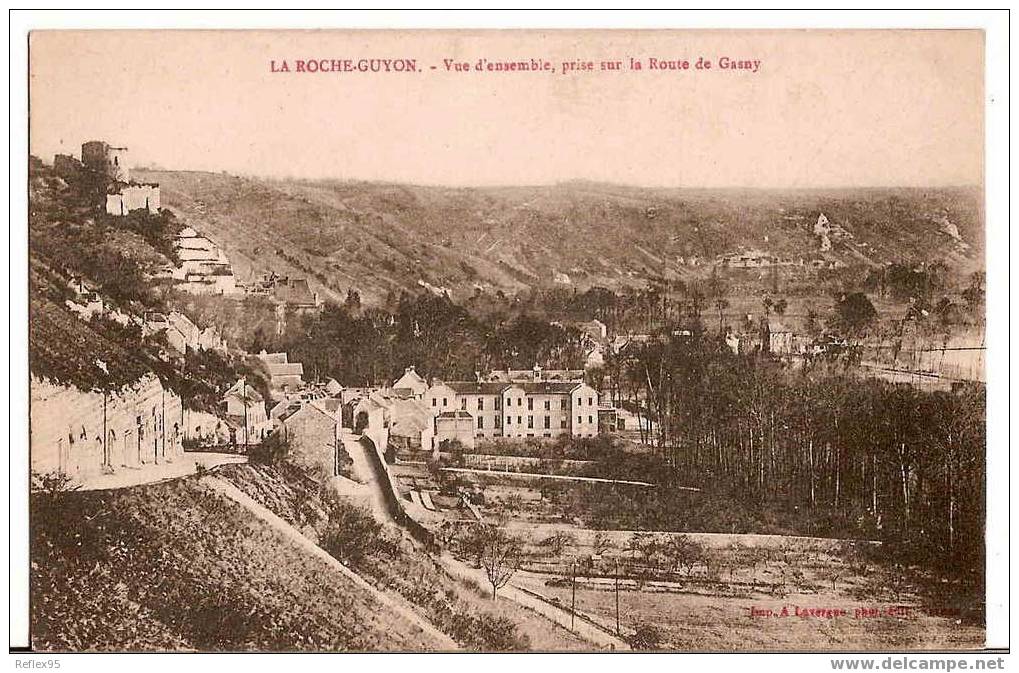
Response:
[615,557,620,636]
[570,558,577,630]
[241,377,249,449]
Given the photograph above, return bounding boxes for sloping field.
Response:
[30,474,451,652]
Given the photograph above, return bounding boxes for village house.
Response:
[279,400,343,479]
[431,410,476,452]
[256,351,305,392]
[31,373,186,483]
[324,378,344,397]
[142,311,211,355]
[392,366,429,398]
[248,273,321,312]
[764,319,796,355]
[222,379,272,445]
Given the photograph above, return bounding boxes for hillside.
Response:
[137,169,983,305]
[30,473,451,651]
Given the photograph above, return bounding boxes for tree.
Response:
[832,292,877,336]
[592,532,614,557]
[665,534,704,575]
[477,525,523,599]
[541,530,576,558]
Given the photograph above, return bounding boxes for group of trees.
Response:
[602,333,985,577]
[263,293,591,386]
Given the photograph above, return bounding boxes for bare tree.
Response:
[478,525,523,600]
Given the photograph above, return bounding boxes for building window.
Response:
[517,398,522,407]
[478,417,484,429]
[544,400,550,410]
[527,416,533,429]
[461,398,467,411]
[527,398,533,411]
[478,398,484,411]
[561,419,568,429]
[589,397,594,406]
[589,415,594,424]
[495,416,501,428]
[495,397,501,410]
[544,416,550,429]
[577,416,582,425]
[443,398,448,407]
[506,416,511,425]
[561,399,568,410]
[432,398,437,407]
[517,416,522,425]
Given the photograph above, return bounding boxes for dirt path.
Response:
[341,429,397,524]
[435,553,629,650]
[79,452,247,491]
[203,475,458,650]
[345,431,628,649]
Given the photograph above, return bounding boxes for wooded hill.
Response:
[136,169,983,306]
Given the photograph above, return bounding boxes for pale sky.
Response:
[29,29,984,188]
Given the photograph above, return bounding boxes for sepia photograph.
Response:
[11,12,1008,661]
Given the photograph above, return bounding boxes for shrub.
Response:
[31,470,79,495]
[627,621,663,650]
[319,502,399,568]
[249,432,290,466]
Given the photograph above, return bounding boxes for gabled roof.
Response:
[281,400,335,425]
[224,379,263,403]
[271,399,302,419]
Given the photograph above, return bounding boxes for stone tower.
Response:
[81,140,129,182]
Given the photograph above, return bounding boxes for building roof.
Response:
[486,368,585,383]
[271,399,302,420]
[267,362,304,378]
[280,400,335,425]
[257,351,289,364]
[436,410,473,420]
[442,381,512,395]
[316,398,342,414]
[274,278,317,307]
[224,379,263,403]
[518,381,585,395]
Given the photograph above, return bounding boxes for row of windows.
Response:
[477,415,595,429]
[432,395,596,410]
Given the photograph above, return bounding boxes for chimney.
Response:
[406,366,415,374]
[533,365,542,382]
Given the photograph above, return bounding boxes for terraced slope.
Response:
[30,474,452,651]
